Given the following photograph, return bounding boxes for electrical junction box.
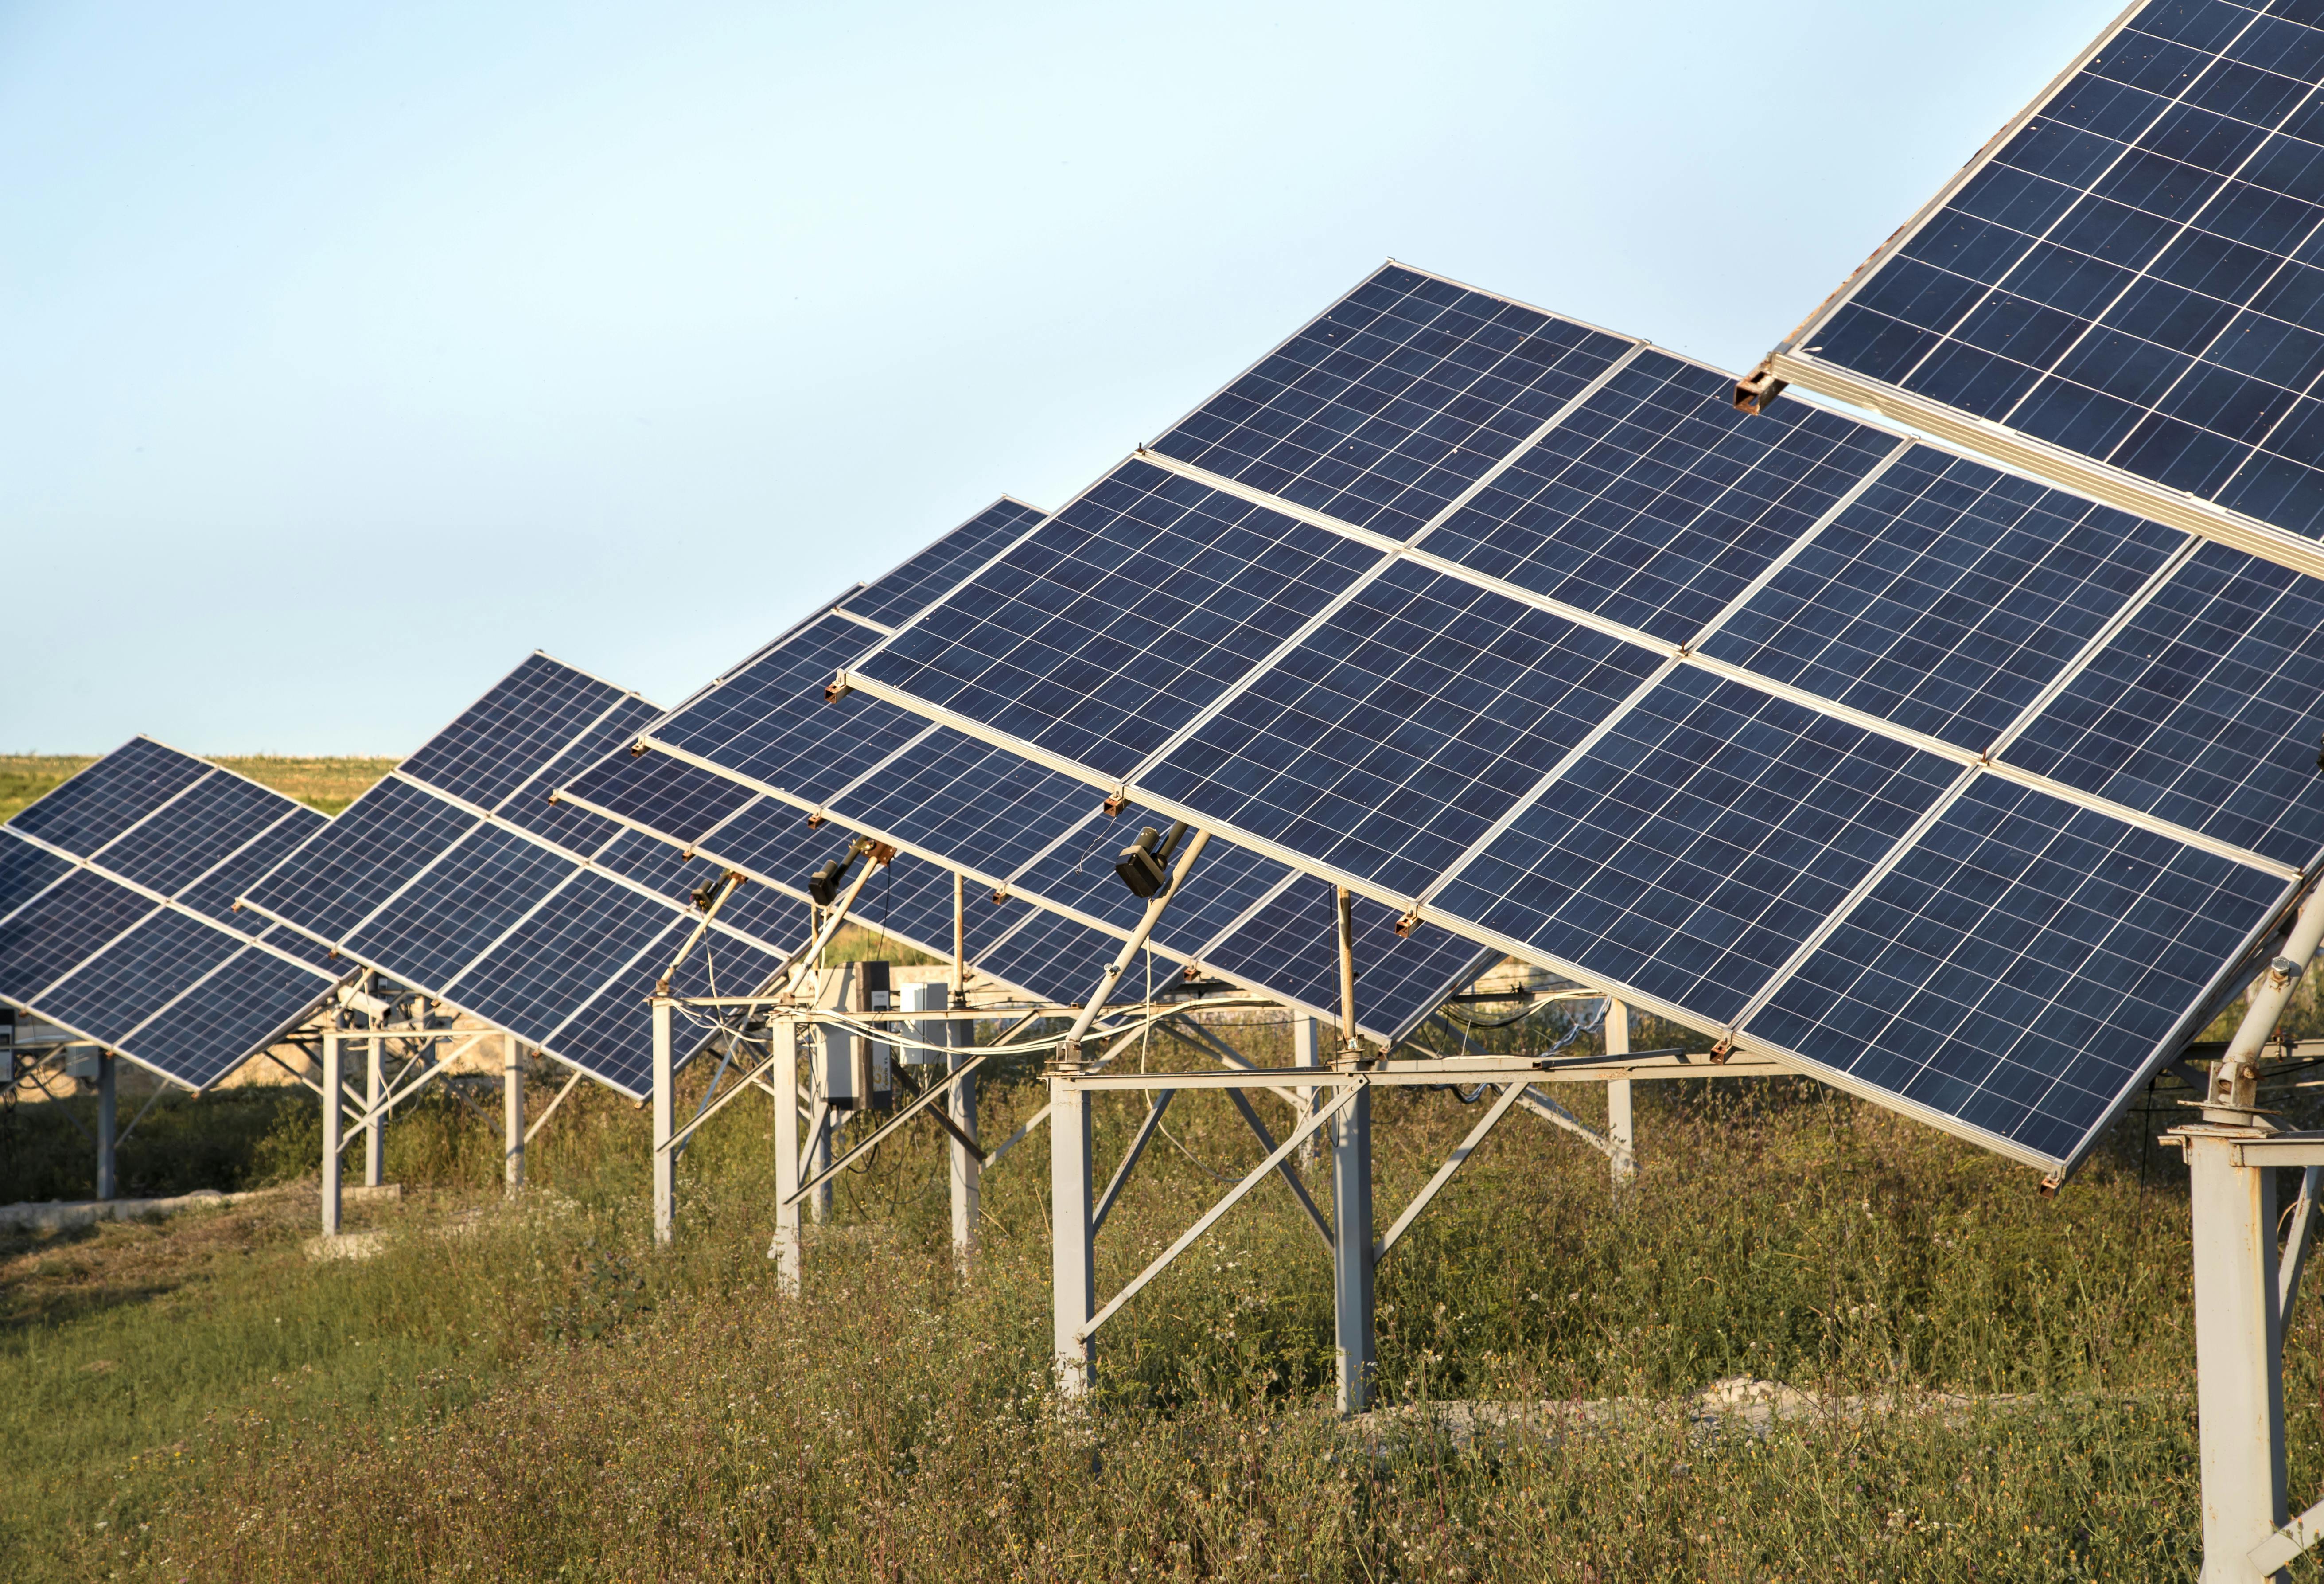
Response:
[66,1048,102,1081]
[814,964,858,1111]
[855,962,895,1111]
[901,980,949,1066]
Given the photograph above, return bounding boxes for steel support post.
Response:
[945,990,978,1271]
[2188,1130,2288,1582]
[364,1027,384,1188]
[770,1018,802,1295]
[1050,1073,1095,1397]
[810,1026,837,1224]
[503,1034,525,1195]
[1293,1016,1322,1168]
[1332,1085,1374,1414]
[652,998,674,1247]
[95,1049,117,1202]
[320,1027,343,1236]
[1605,998,1635,1186]
[2184,874,2324,1580]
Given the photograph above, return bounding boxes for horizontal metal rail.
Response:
[1376,1080,1529,1262]
[1078,1081,1361,1345]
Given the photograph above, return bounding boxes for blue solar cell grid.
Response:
[1141,558,1666,900]
[40,909,241,1046]
[838,731,1113,883]
[178,806,328,930]
[842,498,1048,631]
[1793,0,2324,537]
[92,771,296,899]
[402,654,631,812]
[125,947,333,1090]
[0,869,159,1011]
[1429,671,1964,1025]
[0,836,73,923]
[1750,777,2287,1161]
[245,775,483,947]
[562,750,757,848]
[1151,264,1636,541]
[238,654,808,1096]
[829,257,2324,1169]
[343,823,577,992]
[1197,875,1495,1040]
[859,460,1383,778]
[654,615,929,802]
[1697,446,2191,751]
[10,737,210,859]
[0,743,350,1088]
[1419,352,1904,642]
[2001,535,2324,865]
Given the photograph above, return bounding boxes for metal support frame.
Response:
[2171,876,2324,1581]
[652,998,674,1246]
[1605,998,1634,1186]
[364,1025,384,1189]
[1331,1081,1373,1412]
[1373,1078,1529,1264]
[95,1050,116,1203]
[1092,1089,1174,1239]
[1051,1073,1096,1396]
[1224,1085,1333,1251]
[320,1026,342,1236]
[503,1033,524,1195]
[770,1018,802,1294]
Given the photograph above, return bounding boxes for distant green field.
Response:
[0,754,395,820]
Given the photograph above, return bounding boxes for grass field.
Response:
[3,1003,2315,1581]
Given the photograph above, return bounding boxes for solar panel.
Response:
[0,740,346,1089]
[559,500,1495,1041]
[241,655,793,1098]
[1755,0,2324,559]
[832,262,2309,1177]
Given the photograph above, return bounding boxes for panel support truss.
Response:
[2168,875,2324,1581]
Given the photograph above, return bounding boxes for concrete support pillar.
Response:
[503,1034,525,1195]
[1050,1073,1094,1397]
[651,998,673,1247]
[364,1029,384,1189]
[95,1050,117,1202]
[770,1019,802,1295]
[320,1027,343,1236]
[1331,1085,1374,1414]
[1605,998,1634,1186]
[2187,1131,2288,1581]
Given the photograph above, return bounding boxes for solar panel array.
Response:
[829,262,2316,1175]
[0,739,347,1089]
[240,655,810,1097]
[560,501,1495,1040]
[1767,0,2324,549]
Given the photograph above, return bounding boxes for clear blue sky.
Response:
[1,0,2120,753]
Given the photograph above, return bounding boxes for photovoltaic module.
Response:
[825,262,2317,1177]
[0,739,348,1089]
[559,500,1497,1042]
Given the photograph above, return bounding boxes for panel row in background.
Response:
[0,738,350,1090]
[562,498,1498,1046]
[821,262,2318,1175]
[236,654,816,1098]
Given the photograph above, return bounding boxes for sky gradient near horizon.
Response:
[2,0,2123,753]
